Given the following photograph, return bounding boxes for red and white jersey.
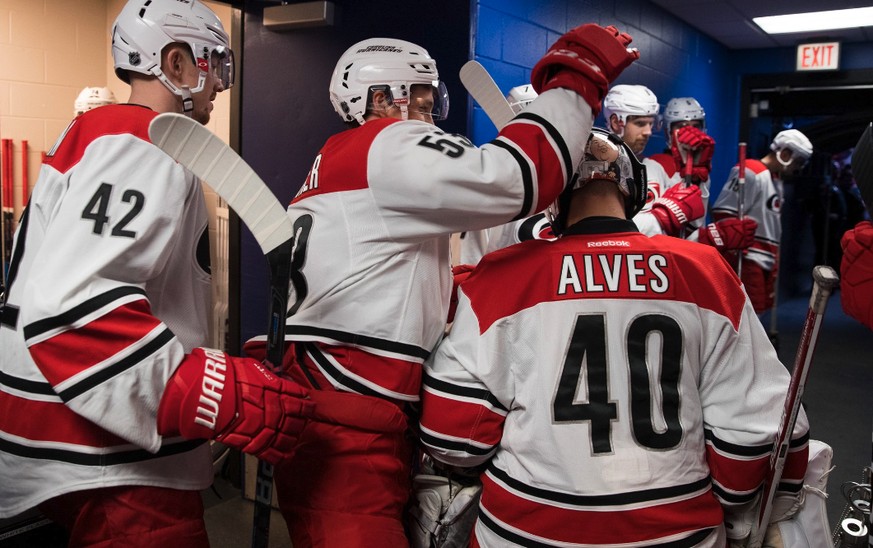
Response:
[634,153,711,237]
[0,105,212,518]
[277,89,594,402]
[459,212,555,265]
[420,218,809,547]
[711,159,780,271]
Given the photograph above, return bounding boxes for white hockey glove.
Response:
[409,474,482,548]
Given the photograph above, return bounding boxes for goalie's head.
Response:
[329,38,449,125]
[548,128,647,235]
[111,0,234,95]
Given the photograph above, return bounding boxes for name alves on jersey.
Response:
[556,243,672,297]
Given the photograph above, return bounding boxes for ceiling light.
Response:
[754,7,873,34]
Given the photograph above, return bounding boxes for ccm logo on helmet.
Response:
[587,240,630,248]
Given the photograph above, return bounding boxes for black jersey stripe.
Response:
[23,286,148,341]
[301,342,386,399]
[0,370,57,396]
[0,436,204,466]
[516,111,574,183]
[57,327,175,402]
[286,325,430,360]
[479,509,716,548]
[419,428,494,457]
[487,463,712,507]
[711,482,758,504]
[705,429,809,457]
[422,373,508,413]
[490,139,534,221]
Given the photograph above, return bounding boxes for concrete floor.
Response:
[1,291,870,547]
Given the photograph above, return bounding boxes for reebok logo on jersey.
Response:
[587,240,630,248]
[194,349,228,430]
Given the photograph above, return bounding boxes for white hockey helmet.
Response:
[602,85,660,135]
[74,87,117,116]
[506,84,537,114]
[663,97,705,127]
[549,127,647,234]
[771,129,813,167]
[329,38,449,125]
[111,0,233,103]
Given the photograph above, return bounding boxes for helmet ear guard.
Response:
[111,0,234,106]
[548,127,647,235]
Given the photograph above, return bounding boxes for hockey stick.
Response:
[736,142,747,276]
[148,113,293,548]
[459,60,516,131]
[851,122,873,211]
[746,264,840,548]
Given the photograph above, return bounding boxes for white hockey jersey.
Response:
[459,212,554,265]
[711,159,781,271]
[420,217,809,547]
[634,153,711,237]
[274,89,594,402]
[0,105,212,518]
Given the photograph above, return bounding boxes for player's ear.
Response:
[608,114,622,134]
[162,44,190,85]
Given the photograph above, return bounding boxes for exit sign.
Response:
[796,42,840,71]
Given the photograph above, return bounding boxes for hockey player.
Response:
[243,25,640,547]
[74,86,117,117]
[646,96,758,252]
[419,127,810,547]
[459,85,554,266]
[0,1,314,545]
[603,85,707,239]
[712,129,813,314]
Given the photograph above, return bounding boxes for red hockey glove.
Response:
[672,126,714,183]
[840,220,873,329]
[740,260,776,314]
[448,264,476,324]
[158,348,314,464]
[697,218,757,251]
[650,184,705,236]
[530,24,639,116]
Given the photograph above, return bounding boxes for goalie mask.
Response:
[548,128,647,235]
[329,38,449,125]
[111,0,234,113]
[771,129,813,168]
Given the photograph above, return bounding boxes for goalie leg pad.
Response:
[409,474,482,548]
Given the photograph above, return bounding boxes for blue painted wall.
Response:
[469,0,873,202]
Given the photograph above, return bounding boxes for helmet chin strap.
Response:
[179,86,194,118]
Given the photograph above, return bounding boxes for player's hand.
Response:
[650,184,705,236]
[840,220,873,329]
[448,264,476,324]
[158,348,314,464]
[530,24,639,115]
[698,218,757,251]
[672,126,715,183]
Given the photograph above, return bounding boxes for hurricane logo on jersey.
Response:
[766,193,782,213]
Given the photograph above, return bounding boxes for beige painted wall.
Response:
[1,0,233,347]
[0,0,232,220]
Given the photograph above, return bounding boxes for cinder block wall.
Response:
[0,0,231,221]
